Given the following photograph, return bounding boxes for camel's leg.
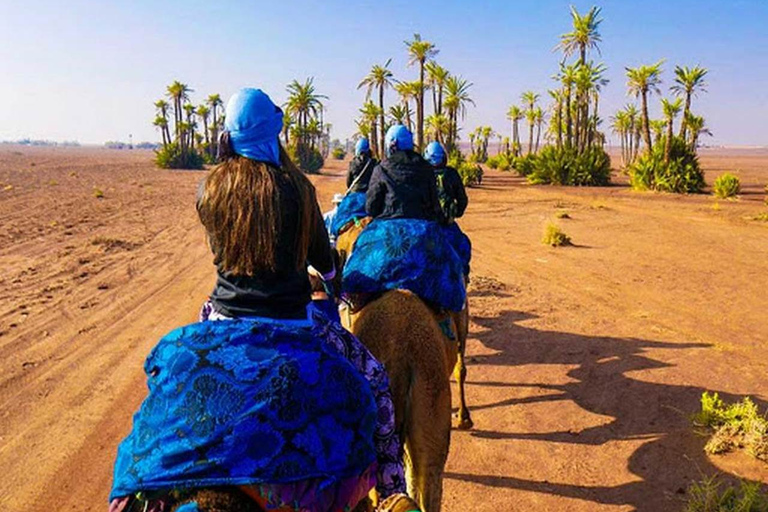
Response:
[452,306,473,430]
[404,374,451,512]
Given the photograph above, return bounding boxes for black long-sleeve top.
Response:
[434,165,468,221]
[198,169,335,319]
[346,154,377,193]
[365,150,441,221]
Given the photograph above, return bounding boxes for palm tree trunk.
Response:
[679,92,692,139]
[535,122,541,153]
[664,118,673,165]
[418,60,425,151]
[641,90,652,154]
[379,86,386,156]
[528,121,534,156]
[565,86,573,148]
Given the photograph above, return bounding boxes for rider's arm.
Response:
[365,166,386,218]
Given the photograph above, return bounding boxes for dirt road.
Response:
[0,147,766,511]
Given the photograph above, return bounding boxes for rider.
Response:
[343,125,466,313]
[109,88,405,512]
[329,138,376,238]
[424,141,472,277]
[346,137,377,193]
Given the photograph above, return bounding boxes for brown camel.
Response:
[334,220,473,512]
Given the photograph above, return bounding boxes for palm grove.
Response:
[152,5,710,194]
[153,79,331,172]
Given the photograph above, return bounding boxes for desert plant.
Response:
[527,145,611,186]
[405,34,439,150]
[448,150,483,187]
[629,136,704,193]
[513,153,537,177]
[692,392,768,462]
[542,223,571,246]
[155,143,205,170]
[93,187,105,199]
[332,147,346,160]
[713,173,741,199]
[287,144,324,174]
[358,59,394,156]
[685,475,768,512]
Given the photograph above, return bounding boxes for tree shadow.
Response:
[450,291,767,511]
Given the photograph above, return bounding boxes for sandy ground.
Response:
[0,146,766,512]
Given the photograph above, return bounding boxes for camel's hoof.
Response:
[455,415,474,430]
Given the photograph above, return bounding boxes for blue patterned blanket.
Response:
[342,218,466,312]
[330,192,367,236]
[110,319,377,500]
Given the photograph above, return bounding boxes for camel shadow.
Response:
[449,291,767,511]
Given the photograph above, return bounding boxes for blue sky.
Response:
[1,0,766,146]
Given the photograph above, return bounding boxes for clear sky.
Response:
[1,0,766,146]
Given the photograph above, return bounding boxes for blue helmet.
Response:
[424,141,446,167]
[384,124,414,155]
[224,88,283,166]
[355,138,370,155]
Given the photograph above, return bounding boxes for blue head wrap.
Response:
[355,138,370,155]
[224,88,283,167]
[385,125,414,155]
[424,141,446,167]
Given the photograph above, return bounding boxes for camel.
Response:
[334,220,473,512]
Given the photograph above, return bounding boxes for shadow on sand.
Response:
[447,285,766,511]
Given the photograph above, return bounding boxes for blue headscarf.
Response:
[385,125,414,156]
[175,503,201,512]
[424,141,446,167]
[225,88,283,167]
[355,138,370,155]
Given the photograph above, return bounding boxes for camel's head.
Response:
[335,216,372,269]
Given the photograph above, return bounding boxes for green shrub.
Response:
[448,150,483,187]
[93,187,104,199]
[512,154,537,177]
[332,147,346,160]
[685,476,768,512]
[154,143,205,170]
[714,173,741,199]
[692,392,768,461]
[542,223,571,247]
[486,155,500,169]
[527,146,611,186]
[288,144,324,174]
[629,136,705,193]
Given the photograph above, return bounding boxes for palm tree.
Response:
[626,61,664,154]
[506,105,524,156]
[359,101,382,157]
[358,60,394,157]
[611,110,630,167]
[206,94,223,155]
[556,6,603,64]
[671,65,708,139]
[394,81,419,131]
[425,113,451,144]
[389,105,409,126]
[534,107,544,153]
[547,90,563,148]
[661,97,683,163]
[443,76,474,152]
[285,78,327,151]
[405,33,439,150]
[685,112,712,150]
[649,119,666,147]
[197,105,211,151]
[425,61,450,116]
[521,91,539,155]
[558,63,578,148]
[183,103,196,149]
[166,81,192,142]
[154,100,171,147]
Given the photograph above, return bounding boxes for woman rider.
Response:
[109,89,405,512]
[423,141,471,277]
[328,138,377,240]
[342,125,466,313]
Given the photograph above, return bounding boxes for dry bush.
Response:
[542,223,571,247]
[692,392,768,462]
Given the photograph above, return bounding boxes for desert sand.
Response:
[0,146,766,511]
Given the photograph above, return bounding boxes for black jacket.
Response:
[346,154,377,193]
[198,169,334,319]
[365,150,441,221]
[434,165,468,221]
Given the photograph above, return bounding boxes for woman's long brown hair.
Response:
[197,144,316,276]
